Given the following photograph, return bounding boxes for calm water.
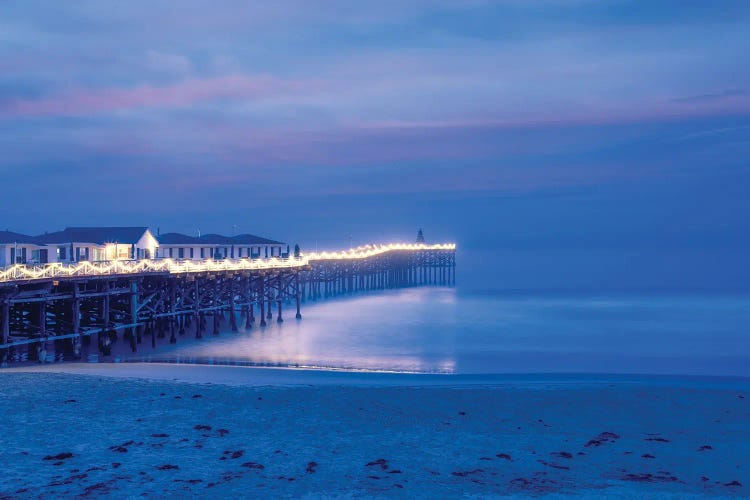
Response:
[125,288,750,376]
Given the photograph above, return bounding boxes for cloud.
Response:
[673,89,748,103]
[0,74,326,117]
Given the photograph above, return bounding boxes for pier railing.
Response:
[0,243,456,284]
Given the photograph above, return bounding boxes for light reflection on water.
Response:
[123,289,750,376]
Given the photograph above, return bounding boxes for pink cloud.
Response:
[355,93,750,131]
[2,74,325,117]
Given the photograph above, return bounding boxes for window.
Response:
[178,248,185,259]
[200,248,205,259]
[189,248,194,259]
[57,246,67,261]
[169,248,173,258]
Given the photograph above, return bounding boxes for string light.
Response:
[0,243,455,283]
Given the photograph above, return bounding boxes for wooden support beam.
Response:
[71,282,81,359]
[295,273,302,320]
[1,297,9,365]
[129,280,138,351]
[229,279,238,332]
[259,278,267,327]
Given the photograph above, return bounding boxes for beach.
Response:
[1,364,747,498]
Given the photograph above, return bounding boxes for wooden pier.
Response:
[0,244,455,365]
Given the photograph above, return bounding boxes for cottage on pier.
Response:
[0,231,47,266]
[35,227,158,262]
[155,232,286,260]
[233,233,288,259]
[155,232,224,260]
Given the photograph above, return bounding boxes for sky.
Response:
[1,1,749,291]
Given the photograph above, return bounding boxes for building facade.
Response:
[35,227,158,263]
[156,232,287,260]
[0,227,286,267]
[0,231,47,266]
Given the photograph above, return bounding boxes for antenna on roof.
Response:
[197,228,201,238]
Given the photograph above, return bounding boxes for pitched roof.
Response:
[157,232,201,245]
[233,233,284,245]
[155,232,284,246]
[36,227,150,245]
[0,231,38,244]
[198,233,236,245]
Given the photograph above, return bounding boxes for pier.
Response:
[0,243,456,365]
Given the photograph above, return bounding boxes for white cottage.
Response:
[35,227,158,262]
[0,231,48,266]
[155,233,215,260]
[156,232,287,260]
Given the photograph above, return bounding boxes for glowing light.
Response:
[304,243,456,261]
[0,243,455,283]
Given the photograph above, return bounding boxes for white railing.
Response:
[0,243,456,283]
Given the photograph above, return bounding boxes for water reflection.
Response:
[123,288,459,373]
[112,288,750,376]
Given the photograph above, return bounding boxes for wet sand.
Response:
[1,365,748,498]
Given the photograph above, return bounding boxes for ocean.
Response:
[125,287,750,377]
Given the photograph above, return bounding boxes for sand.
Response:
[0,364,748,498]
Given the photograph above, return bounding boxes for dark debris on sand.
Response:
[220,450,244,460]
[365,458,389,470]
[584,431,620,448]
[241,462,265,469]
[538,460,569,471]
[622,472,681,483]
[452,469,484,477]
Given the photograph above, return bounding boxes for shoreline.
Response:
[6,362,750,390]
